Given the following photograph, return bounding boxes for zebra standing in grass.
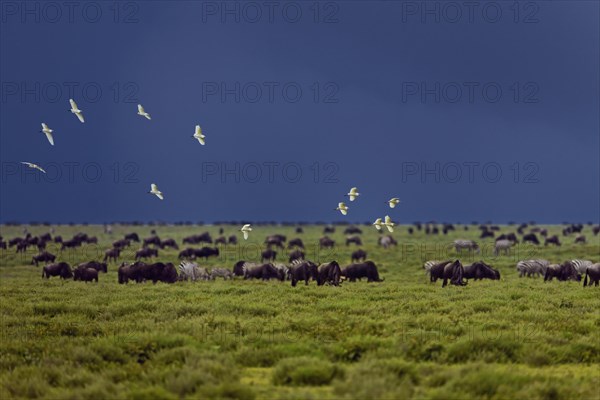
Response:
[516,259,549,278]
[178,261,210,281]
[494,239,515,256]
[210,268,234,280]
[564,259,593,275]
[454,240,480,254]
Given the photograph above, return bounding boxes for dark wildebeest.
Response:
[76,261,107,273]
[194,247,219,260]
[118,262,143,284]
[42,262,73,279]
[53,235,63,243]
[344,226,363,235]
[346,235,362,246]
[232,260,248,276]
[112,238,131,249]
[545,235,561,246]
[408,227,414,235]
[265,235,286,249]
[143,235,161,247]
[341,261,383,283]
[583,264,600,287]
[574,234,586,244]
[480,230,494,239]
[178,248,196,259]
[593,226,600,236]
[36,240,47,251]
[160,238,179,250]
[288,249,305,263]
[72,233,89,243]
[378,235,397,249]
[73,267,98,282]
[125,233,140,242]
[9,237,23,248]
[135,247,158,261]
[138,262,178,284]
[463,261,500,281]
[215,236,227,245]
[0,240,6,249]
[539,228,548,237]
[317,261,342,286]
[243,263,282,281]
[104,248,121,263]
[319,236,335,248]
[544,263,580,282]
[428,260,466,287]
[31,251,56,266]
[261,249,277,262]
[295,227,304,234]
[39,233,51,242]
[496,233,518,244]
[60,239,81,250]
[86,236,98,244]
[288,238,305,249]
[228,235,238,244]
[323,226,335,234]
[183,232,213,244]
[522,233,540,245]
[351,249,367,262]
[288,260,318,287]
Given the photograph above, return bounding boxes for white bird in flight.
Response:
[192,125,206,145]
[373,218,383,231]
[21,162,46,173]
[137,104,151,120]
[148,183,163,200]
[40,123,54,145]
[345,187,360,201]
[69,99,85,123]
[383,215,395,232]
[387,198,401,208]
[335,202,349,215]
[241,224,252,240]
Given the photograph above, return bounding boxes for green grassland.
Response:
[0,224,599,399]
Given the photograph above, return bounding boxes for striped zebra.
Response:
[494,239,514,256]
[516,259,549,278]
[178,261,209,281]
[210,267,233,280]
[454,240,480,254]
[564,259,593,275]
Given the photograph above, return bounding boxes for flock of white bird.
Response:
[26,101,401,240]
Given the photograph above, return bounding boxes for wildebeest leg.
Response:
[442,278,448,287]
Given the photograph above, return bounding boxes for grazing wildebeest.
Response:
[351,249,367,262]
[516,259,549,278]
[428,260,466,287]
[194,247,219,260]
[73,267,99,282]
[125,233,140,242]
[346,235,362,246]
[215,236,227,245]
[288,249,305,263]
[138,262,178,284]
[178,248,196,259]
[295,227,304,234]
[160,238,179,250]
[233,261,254,277]
[0,240,6,249]
[545,235,561,246]
[423,260,441,273]
[112,238,131,249]
[178,261,210,281]
[228,235,238,244]
[341,261,383,283]
[480,230,494,239]
[53,235,63,243]
[210,268,234,280]
[261,249,277,262]
[143,235,161,247]
[288,238,305,249]
[36,240,47,250]
[183,232,213,244]
[317,261,342,286]
[496,233,518,244]
[494,239,514,256]
[574,234,586,244]
[539,229,548,237]
[319,236,335,248]
[344,226,363,235]
[31,251,56,266]
[104,248,121,263]
[76,261,107,273]
[135,247,159,261]
[408,227,414,235]
[378,235,397,249]
[323,226,335,234]
[593,226,600,236]
[454,240,480,254]
[118,262,143,284]
[544,263,580,282]
[243,263,282,281]
[583,263,600,287]
[273,264,289,281]
[288,260,318,287]
[39,233,52,242]
[522,233,540,245]
[463,261,500,281]
[86,236,98,244]
[42,262,73,279]
[265,235,285,249]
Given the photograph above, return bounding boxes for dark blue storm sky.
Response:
[1,1,598,224]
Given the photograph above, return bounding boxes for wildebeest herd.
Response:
[3,221,598,288]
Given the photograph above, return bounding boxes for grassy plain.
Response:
[0,224,598,399]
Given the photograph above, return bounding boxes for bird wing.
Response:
[350,187,358,195]
[385,215,392,224]
[197,136,205,145]
[45,131,54,145]
[389,201,396,208]
[195,125,202,135]
[138,104,145,113]
[338,202,346,209]
[242,224,251,230]
[340,209,347,215]
[151,183,158,191]
[386,225,394,233]
[69,99,77,110]
[349,195,356,202]
[155,192,164,200]
[76,112,85,123]
[37,165,47,173]
[41,123,48,130]
[21,162,33,168]
[144,113,151,120]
